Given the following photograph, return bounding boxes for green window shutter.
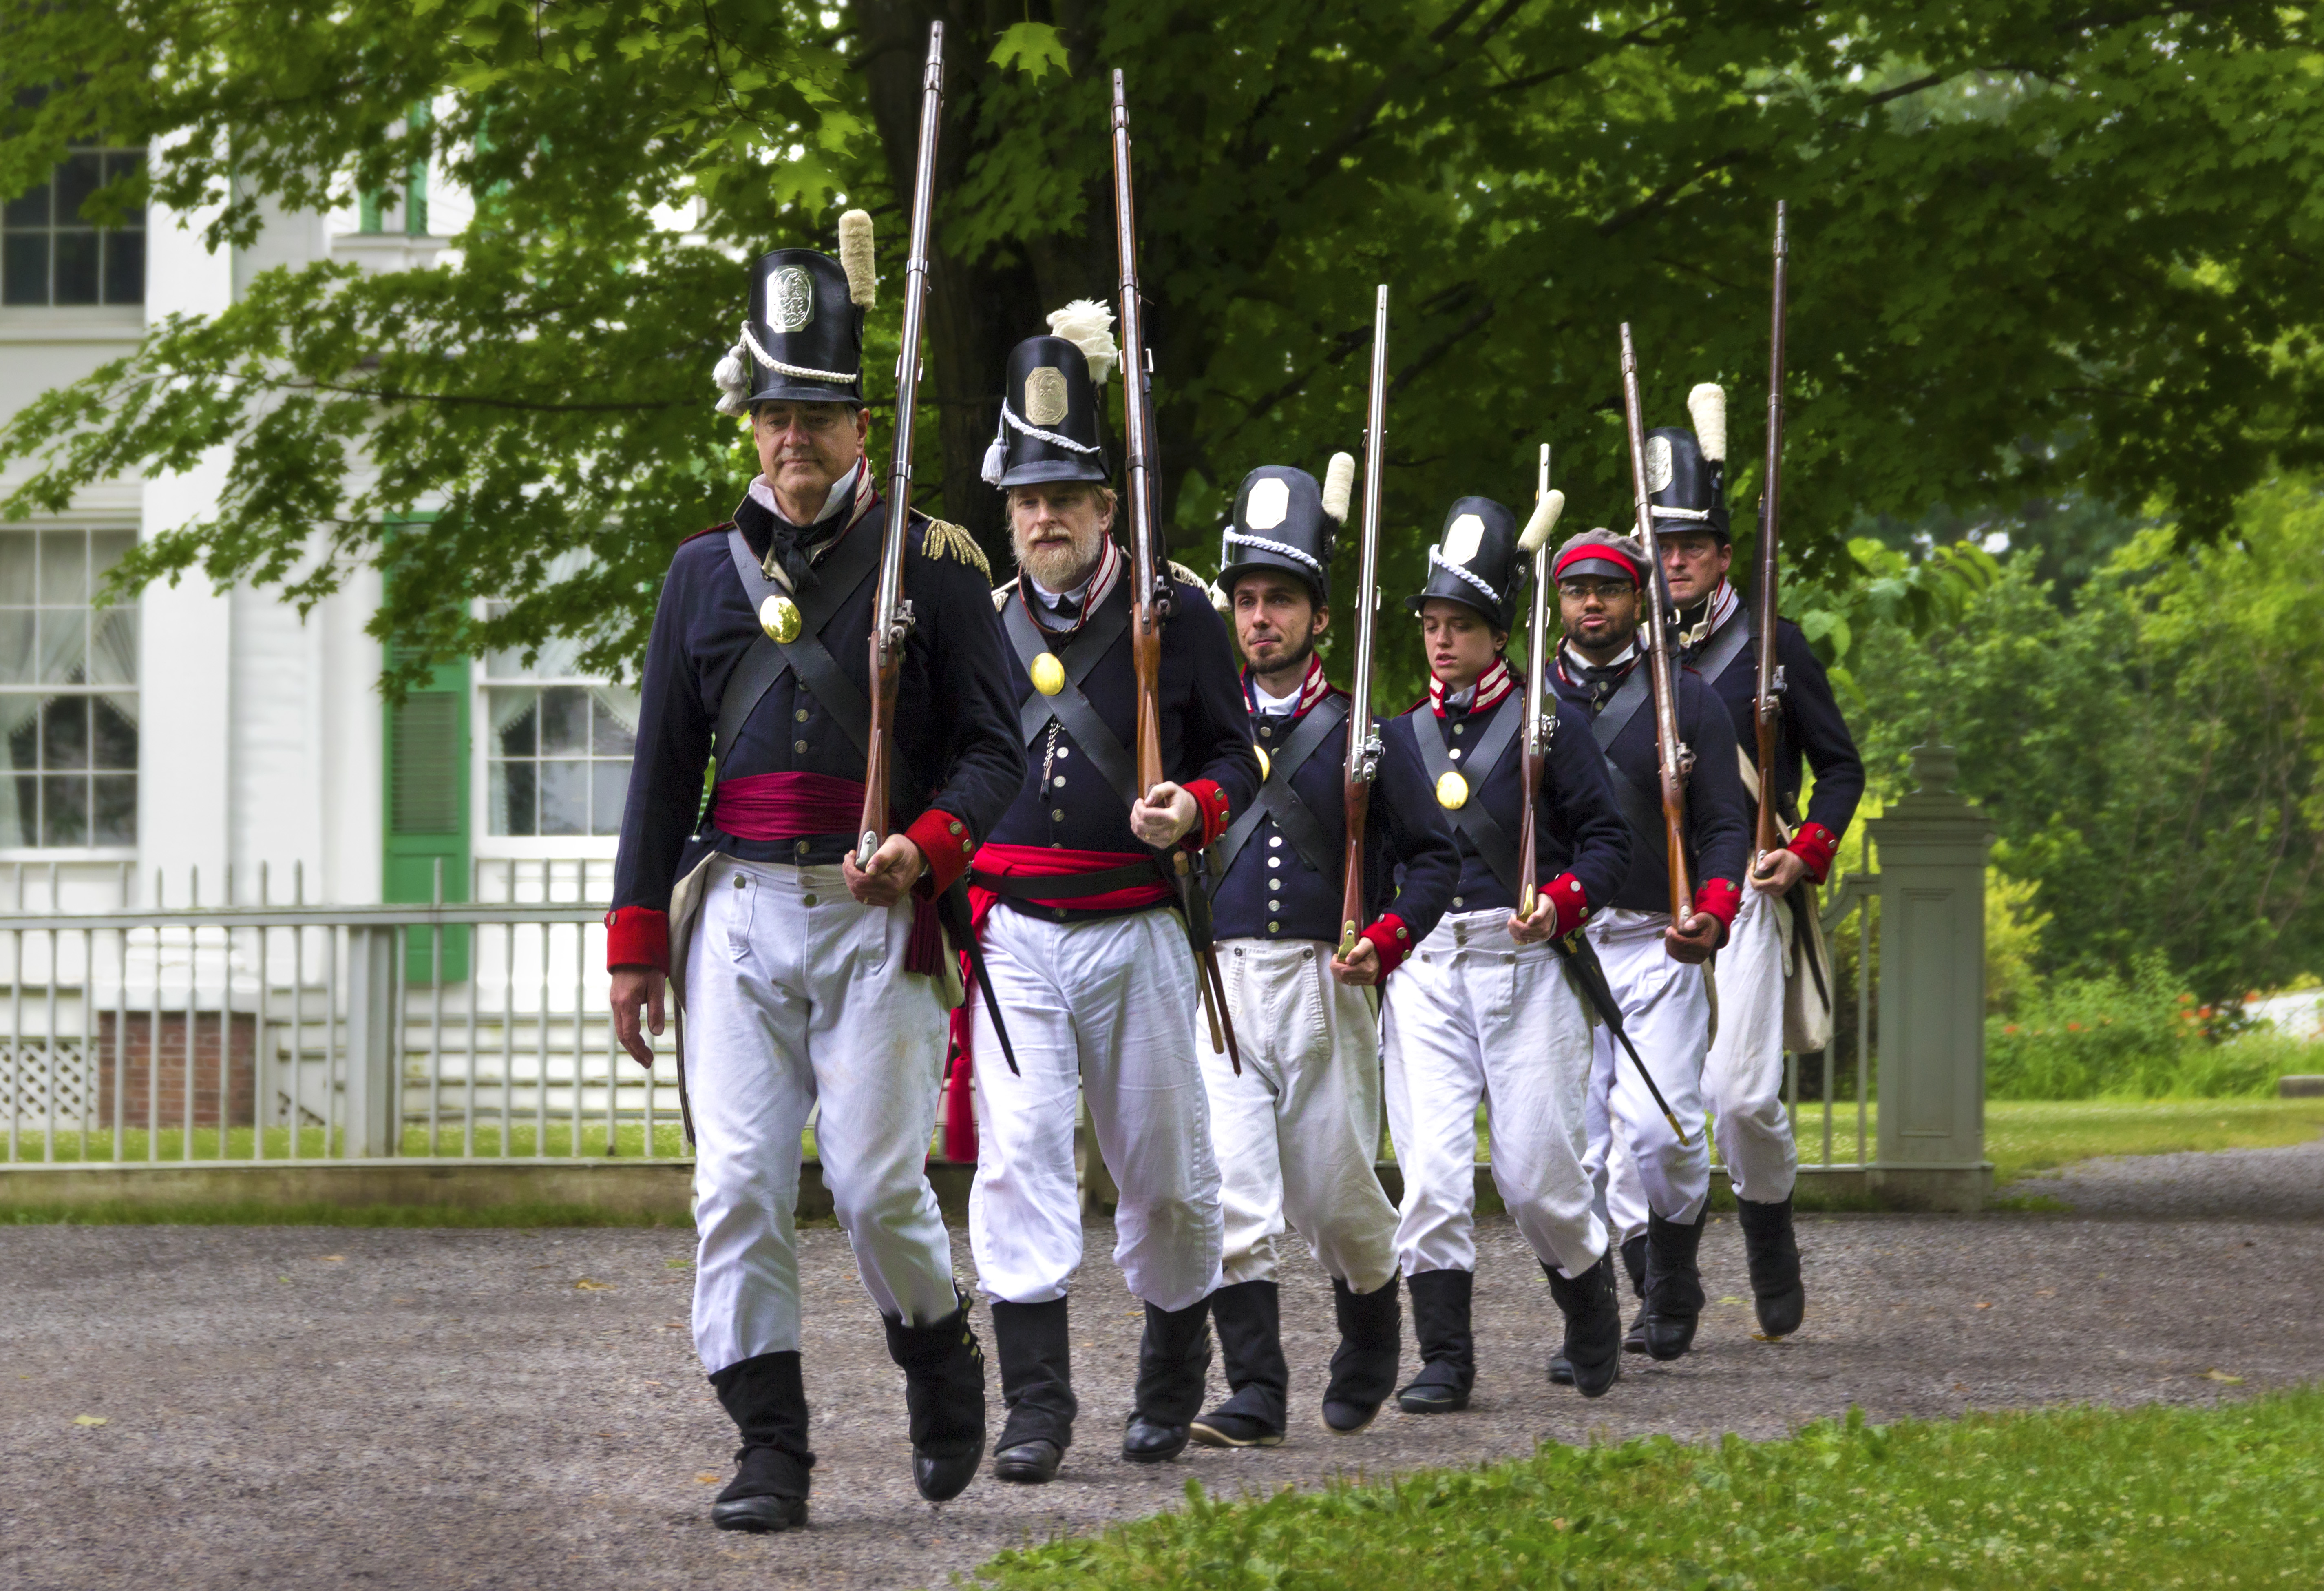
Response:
[383,655,471,982]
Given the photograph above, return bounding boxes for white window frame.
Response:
[468,625,631,867]
[0,522,139,862]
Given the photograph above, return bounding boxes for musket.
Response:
[1753,201,1789,868]
[1515,443,1555,921]
[857,21,944,867]
[1618,323,1696,923]
[1549,931,1690,1144]
[1338,285,1390,958]
[1113,70,1240,1072]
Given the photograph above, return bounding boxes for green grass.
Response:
[2,1200,691,1228]
[970,1388,2324,1591]
[0,1121,696,1162]
[1982,1098,2324,1184]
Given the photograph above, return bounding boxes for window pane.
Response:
[592,694,637,757]
[539,686,589,754]
[538,760,586,836]
[102,230,143,305]
[0,612,33,684]
[39,531,84,604]
[42,696,88,770]
[2,232,45,304]
[0,536,32,604]
[38,610,84,684]
[6,774,35,846]
[92,774,134,846]
[492,759,536,836]
[54,152,102,221]
[41,774,87,846]
[493,690,537,758]
[88,606,135,685]
[52,230,98,305]
[591,760,627,836]
[103,152,146,223]
[2,177,48,228]
[92,694,135,769]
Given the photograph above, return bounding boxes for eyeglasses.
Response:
[1558,580,1633,601]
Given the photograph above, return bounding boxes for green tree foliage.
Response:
[2,0,2321,692]
[1853,476,2324,1000]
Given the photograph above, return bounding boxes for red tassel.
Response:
[940,971,978,1162]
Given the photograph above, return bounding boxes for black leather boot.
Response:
[1123,1297,1213,1462]
[1544,1252,1623,1398]
[1552,1233,1646,1384]
[883,1296,987,1503]
[988,1298,1076,1483]
[1642,1209,1708,1361]
[706,1351,813,1532]
[1190,1281,1286,1448]
[1737,1195,1806,1338]
[1322,1275,1401,1433]
[1394,1268,1474,1413]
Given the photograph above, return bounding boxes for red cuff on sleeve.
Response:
[1546,872,1592,938]
[604,906,669,975]
[1787,821,1840,885]
[1183,779,1231,848]
[1360,914,1415,980]
[906,808,978,897]
[1694,878,1742,943]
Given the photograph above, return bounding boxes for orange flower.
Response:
[2004,1024,2019,1035]
[2067,1022,2082,1032]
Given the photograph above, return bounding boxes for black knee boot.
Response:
[882,1295,987,1502]
[1322,1275,1401,1433]
[1621,1231,1650,1354]
[1737,1195,1805,1338]
[1642,1209,1708,1361]
[1124,1297,1213,1463]
[1190,1280,1286,1448]
[707,1351,813,1532]
[1394,1268,1474,1414]
[988,1298,1076,1483]
[1544,1251,1623,1398]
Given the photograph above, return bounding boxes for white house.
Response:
[0,138,636,920]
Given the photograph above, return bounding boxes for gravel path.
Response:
[5,1146,2320,1591]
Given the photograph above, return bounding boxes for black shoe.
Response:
[707,1352,814,1529]
[1642,1210,1708,1361]
[884,1297,987,1503]
[1737,1195,1806,1339]
[1621,1232,1648,1295]
[1546,1350,1573,1385]
[992,1438,1063,1484]
[1394,1269,1474,1413]
[1623,1306,1650,1355]
[1544,1254,1624,1398]
[1191,1280,1287,1449]
[1124,1297,1211,1463]
[989,1297,1077,1478]
[1321,1275,1401,1433]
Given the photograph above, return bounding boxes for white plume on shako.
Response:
[1687,381,1727,463]
[1046,299,1120,386]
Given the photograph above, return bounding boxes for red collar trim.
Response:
[1429,656,1514,717]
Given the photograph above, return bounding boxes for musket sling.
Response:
[718,524,884,769]
[1003,595,1139,810]
[1210,696,1348,886]
[1406,703,1527,896]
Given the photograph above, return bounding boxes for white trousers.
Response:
[683,857,959,1376]
[1202,938,1399,1295]
[1382,909,1605,1280]
[969,906,1224,1313]
[1701,885,1799,1203]
[1583,910,1712,1240]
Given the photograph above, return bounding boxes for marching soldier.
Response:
[605,219,1025,1530]
[1188,461,1462,1448]
[1381,500,1635,1403]
[1547,508,1747,1375]
[1660,389,1865,1341]
[961,307,1262,1481]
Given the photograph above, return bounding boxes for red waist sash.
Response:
[967,843,1173,923]
[709,771,941,976]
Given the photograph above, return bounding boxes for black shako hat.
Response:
[1217,454,1355,604]
[985,303,1120,490]
[1407,496,1526,633]
[742,250,864,406]
[1645,380,1732,540]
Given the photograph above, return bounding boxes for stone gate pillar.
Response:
[1867,744,1993,1210]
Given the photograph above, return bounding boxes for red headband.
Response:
[1553,542,1644,587]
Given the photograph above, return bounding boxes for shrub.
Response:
[1986,954,2293,1098]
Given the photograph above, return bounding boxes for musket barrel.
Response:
[1617,323,1694,920]
[1338,285,1390,954]
[1754,201,1789,862]
[1518,442,1552,919]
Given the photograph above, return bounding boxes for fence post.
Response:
[1866,743,1993,1210]
[344,927,399,1158]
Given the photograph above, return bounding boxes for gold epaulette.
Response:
[1168,559,1208,589]
[919,518,992,582]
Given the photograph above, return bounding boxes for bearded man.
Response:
[1183,461,1461,1449]
[957,307,1262,1482]
[605,221,1023,1530]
